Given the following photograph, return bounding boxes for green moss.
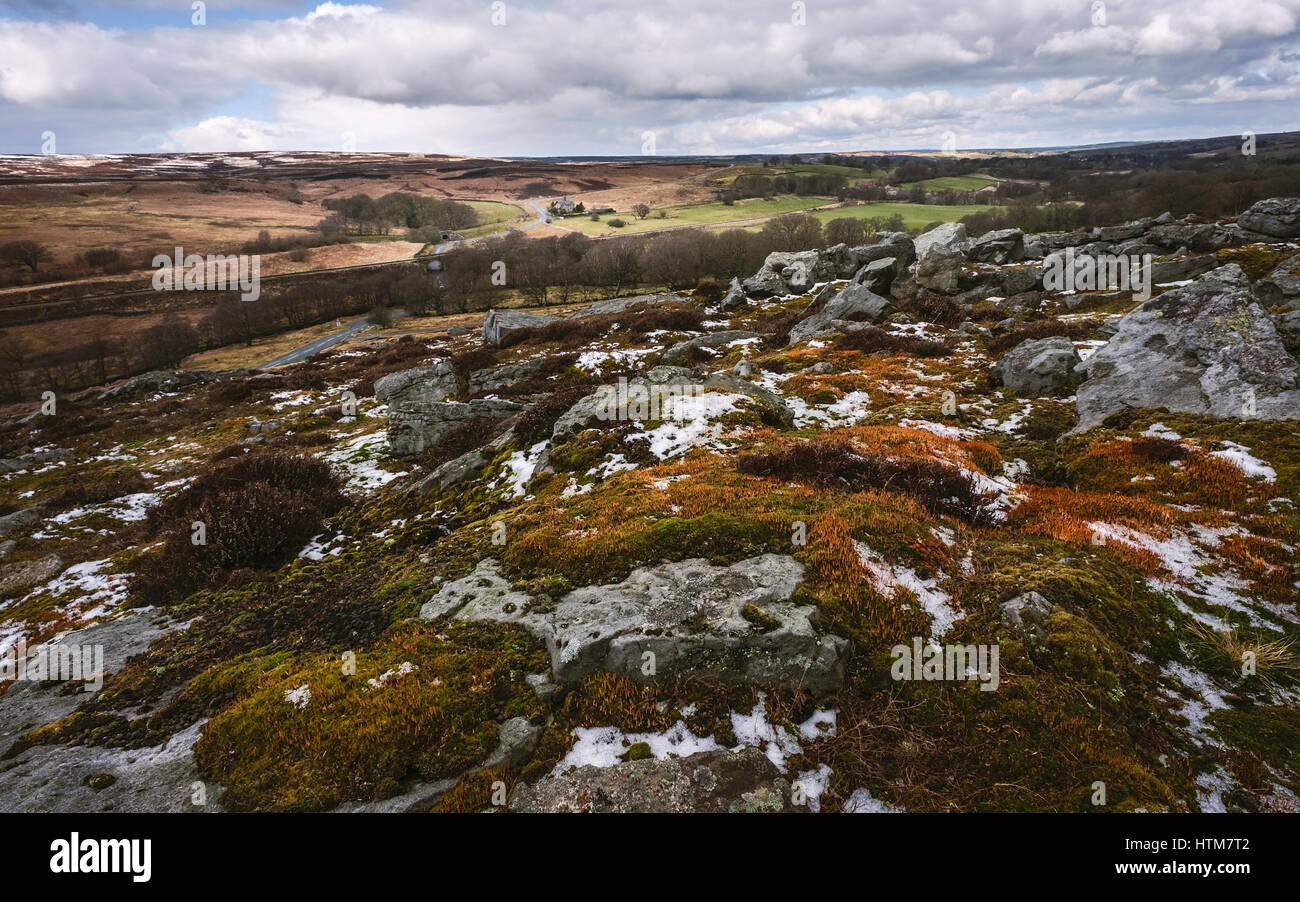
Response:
[622,741,654,761]
[194,620,548,812]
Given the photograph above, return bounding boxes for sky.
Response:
[1,0,1298,156]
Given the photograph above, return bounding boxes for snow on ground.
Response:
[843,788,906,813]
[1088,521,1291,629]
[855,542,961,637]
[321,430,407,492]
[497,440,549,499]
[1210,441,1276,482]
[625,391,747,459]
[1162,660,1230,747]
[5,559,133,631]
[552,721,722,773]
[576,347,658,375]
[795,763,832,812]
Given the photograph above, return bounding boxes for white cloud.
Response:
[2,0,1299,153]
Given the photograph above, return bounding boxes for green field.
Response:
[561,195,835,236]
[902,174,1000,192]
[458,200,528,238]
[813,202,995,231]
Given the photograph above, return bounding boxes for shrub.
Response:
[896,293,967,327]
[736,441,994,523]
[834,326,950,358]
[133,452,347,605]
[607,218,627,228]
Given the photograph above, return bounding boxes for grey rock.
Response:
[373,360,458,407]
[0,721,220,813]
[1000,591,1055,644]
[481,309,561,346]
[850,232,915,269]
[424,555,847,693]
[1090,218,1157,243]
[410,448,493,496]
[1146,218,1233,253]
[997,337,1082,395]
[719,277,747,311]
[486,717,542,768]
[0,552,62,598]
[1074,264,1300,431]
[508,746,793,813]
[1255,253,1300,305]
[0,448,70,473]
[968,228,1026,264]
[660,331,760,366]
[576,292,681,318]
[95,370,217,404]
[1151,254,1218,284]
[912,222,969,293]
[0,507,41,541]
[742,251,831,297]
[788,283,893,345]
[732,358,755,379]
[0,540,14,562]
[852,256,897,293]
[386,397,524,458]
[1237,197,1300,239]
[0,611,187,758]
[999,291,1043,311]
[467,358,545,395]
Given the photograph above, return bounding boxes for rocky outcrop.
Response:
[508,746,795,813]
[852,232,915,269]
[421,555,848,693]
[787,283,893,345]
[375,358,525,456]
[912,222,968,293]
[1074,264,1300,431]
[742,251,831,297]
[997,337,1082,395]
[968,228,1026,264]
[1237,197,1300,239]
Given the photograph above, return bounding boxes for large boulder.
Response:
[508,747,795,813]
[376,359,525,456]
[577,292,682,317]
[997,337,1082,395]
[787,283,893,345]
[481,309,561,346]
[1074,264,1300,431]
[968,228,1026,264]
[421,555,848,693]
[0,507,42,542]
[1237,197,1300,239]
[912,222,968,293]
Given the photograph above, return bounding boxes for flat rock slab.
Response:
[508,746,794,813]
[0,721,221,813]
[421,554,847,693]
